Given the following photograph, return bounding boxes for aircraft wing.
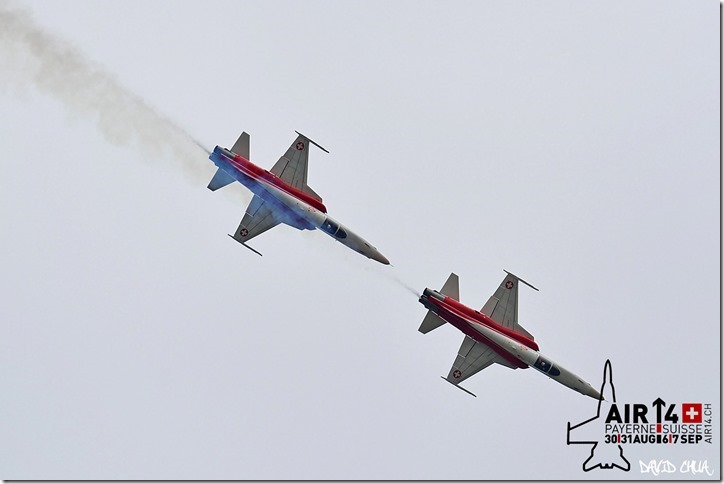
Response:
[270,132,326,201]
[230,194,282,247]
[445,335,516,385]
[480,271,537,340]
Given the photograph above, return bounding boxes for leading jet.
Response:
[207,131,389,264]
[418,271,601,399]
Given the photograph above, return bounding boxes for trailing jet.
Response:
[418,271,601,399]
[207,131,389,264]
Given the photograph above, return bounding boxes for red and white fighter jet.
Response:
[418,271,601,399]
[208,131,389,264]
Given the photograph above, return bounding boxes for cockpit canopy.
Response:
[534,355,560,377]
[320,218,348,239]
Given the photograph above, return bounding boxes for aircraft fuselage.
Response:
[419,288,601,399]
[209,146,389,264]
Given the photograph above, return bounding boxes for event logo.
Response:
[567,360,630,471]
[566,360,714,473]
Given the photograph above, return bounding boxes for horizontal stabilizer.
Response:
[418,310,446,334]
[208,168,236,191]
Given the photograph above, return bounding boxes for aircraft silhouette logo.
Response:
[566,360,631,472]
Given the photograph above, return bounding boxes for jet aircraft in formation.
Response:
[418,271,601,399]
[206,129,600,400]
[207,131,389,264]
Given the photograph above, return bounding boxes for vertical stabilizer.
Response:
[231,132,250,159]
[440,273,460,300]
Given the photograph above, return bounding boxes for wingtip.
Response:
[227,234,263,256]
[503,269,539,291]
[294,130,330,153]
[440,376,477,397]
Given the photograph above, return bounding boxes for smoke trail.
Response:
[390,273,421,299]
[0,2,209,181]
[365,259,421,299]
[296,229,421,299]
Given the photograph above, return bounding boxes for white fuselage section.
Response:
[254,178,388,264]
[462,309,601,400]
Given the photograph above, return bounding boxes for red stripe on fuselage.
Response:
[433,303,527,368]
[224,153,328,213]
[441,296,539,351]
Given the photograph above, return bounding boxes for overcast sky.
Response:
[1,0,719,480]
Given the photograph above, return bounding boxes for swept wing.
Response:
[445,335,517,386]
[229,194,282,253]
[270,131,326,201]
[480,270,538,340]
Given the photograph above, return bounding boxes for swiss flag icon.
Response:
[681,403,703,423]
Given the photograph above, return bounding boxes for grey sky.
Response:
[1,0,719,479]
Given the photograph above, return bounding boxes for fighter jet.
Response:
[418,271,601,399]
[207,131,389,264]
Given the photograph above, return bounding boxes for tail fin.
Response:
[440,273,460,300]
[419,310,446,334]
[418,273,459,333]
[231,132,250,159]
[208,131,250,191]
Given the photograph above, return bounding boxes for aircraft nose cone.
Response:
[586,386,603,400]
[372,251,390,265]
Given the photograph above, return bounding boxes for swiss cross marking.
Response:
[682,403,703,423]
[453,370,462,379]
[296,141,305,150]
[505,281,514,289]
[240,228,249,237]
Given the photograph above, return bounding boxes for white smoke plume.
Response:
[0,2,209,181]
[390,273,421,298]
